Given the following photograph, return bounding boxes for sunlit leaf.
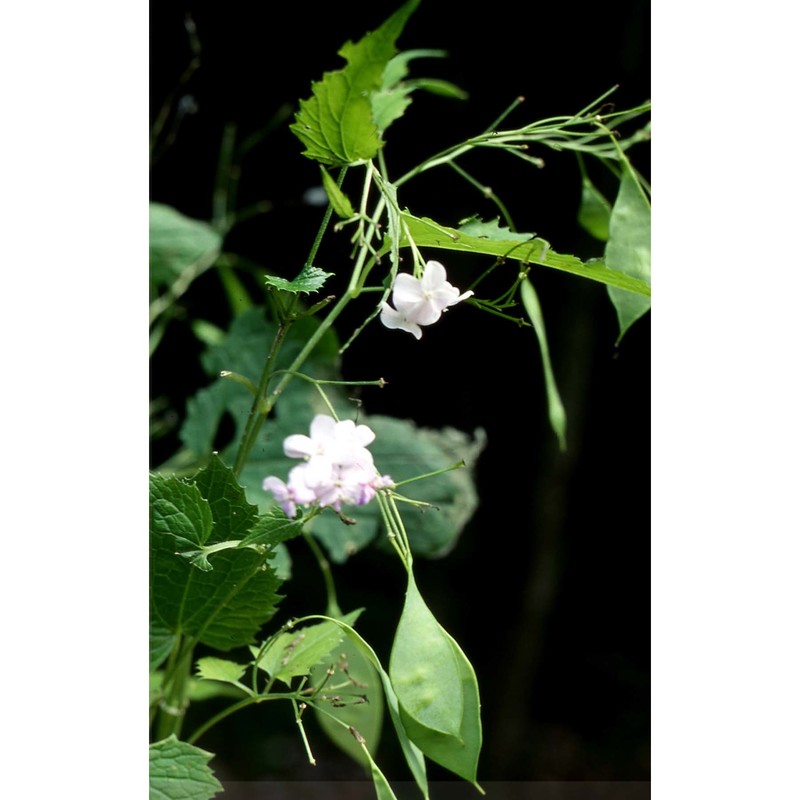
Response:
[290,0,421,165]
[384,213,651,297]
[195,657,247,686]
[251,610,361,686]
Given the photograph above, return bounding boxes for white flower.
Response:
[262,414,392,518]
[380,260,473,339]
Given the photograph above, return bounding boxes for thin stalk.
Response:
[231,172,344,478]
[303,530,342,617]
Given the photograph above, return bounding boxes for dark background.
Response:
[150,0,650,785]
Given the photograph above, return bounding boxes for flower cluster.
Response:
[262,414,393,518]
[380,260,473,339]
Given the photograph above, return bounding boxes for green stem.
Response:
[303,530,342,617]
[187,692,294,745]
[231,170,346,478]
[155,635,194,741]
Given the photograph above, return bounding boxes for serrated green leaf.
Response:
[320,166,355,219]
[520,278,567,451]
[195,657,247,685]
[605,163,652,341]
[238,508,305,549]
[383,213,651,297]
[150,476,214,548]
[290,0,420,165]
[150,465,283,651]
[150,203,222,290]
[149,735,222,800]
[252,610,361,686]
[390,573,463,737]
[577,176,612,241]
[263,264,334,295]
[311,417,485,563]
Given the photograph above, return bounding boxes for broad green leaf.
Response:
[310,627,385,769]
[577,176,612,241]
[384,213,651,297]
[150,465,283,651]
[252,610,361,686]
[149,203,222,290]
[520,278,567,451]
[263,264,334,295]
[389,573,463,737]
[195,657,247,685]
[290,0,421,166]
[311,417,485,563]
[320,166,355,219]
[305,615,429,799]
[149,735,222,800]
[605,163,652,340]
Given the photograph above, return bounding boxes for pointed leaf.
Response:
[398,631,483,787]
[390,573,463,737]
[605,163,652,340]
[520,278,567,451]
[149,735,222,800]
[320,166,355,219]
[290,0,420,166]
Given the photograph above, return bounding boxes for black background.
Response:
[150,0,651,785]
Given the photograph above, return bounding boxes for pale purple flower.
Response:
[380,260,473,338]
[262,414,392,518]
